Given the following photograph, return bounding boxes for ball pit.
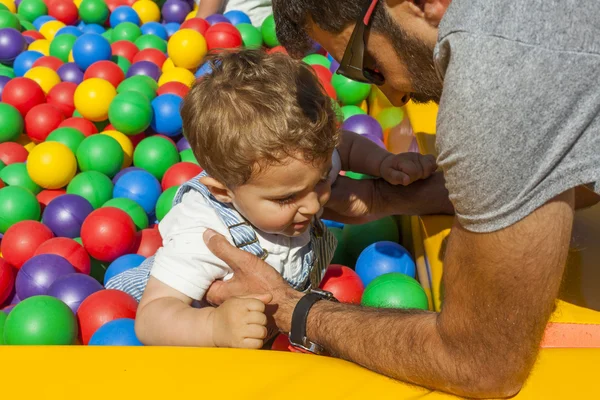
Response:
[77,289,137,344]
[67,170,113,209]
[46,272,103,313]
[88,317,142,345]
[34,237,91,274]
[0,186,40,233]
[0,258,15,304]
[41,193,94,238]
[1,220,53,268]
[16,253,75,299]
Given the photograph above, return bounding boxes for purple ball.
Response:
[47,273,103,313]
[362,133,386,148]
[161,0,191,24]
[112,166,144,184]
[2,304,15,314]
[0,28,26,63]
[329,59,340,74]
[8,290,20,305]
[42,194,94,238]
[342,114,384,140]
[16,254,76,300]
[126,60,161,81]
[205,14,230,25]
[57,62,84,84]
[24,35,36,45]
[176,137,190,152]
[0,75,11,97]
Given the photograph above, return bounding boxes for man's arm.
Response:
[205,190,573,398]
[195,0,223,18]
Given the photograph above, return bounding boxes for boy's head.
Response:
[181,49,340,237]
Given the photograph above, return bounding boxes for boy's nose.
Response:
[299,192,321,216]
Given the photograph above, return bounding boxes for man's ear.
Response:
[385,0,449,27]
[199,176,235,203]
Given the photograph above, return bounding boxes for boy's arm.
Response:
[195,0,223,18]
[337,130,391,177]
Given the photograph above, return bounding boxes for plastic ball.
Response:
[167,28,206,69]
[140,21,166,39]
[46,82,76,117]
[126,60,160,81]
[22,30,45,42]
[101,130,133,168]
[163,21,180,37]
[161,0,190,24]
[132,47,165,68]
[107,90,153,135]
[88,317,142,345]
[161,162,201,191]
[113,169,162,215]
[39,20,65,40]
[81,207,136,262]
[78,0,109,25]
[111,21,141,42]
[21,66,58,95]
[331,73,372,106]
[103,253,145,285]
[57,62,84,84]
[150,93,182,137]
[36,188,66,212]
[4,295,78,344]
[133,136,179,180]
[112,166,142,184]
[75,134,123,178]
[33,237,89,275]
[0,28,25,63]
[24,103,64,142]
[16,254,75,299]
[81,23,106,35]
[31,55,64,72]
[205,13,228,25]
[26,141,76,189]
[47,273,103,313]
[361,273,428,310]
[82,60,125,88]
[205,22,241,50]
[0,103,23,143]
[66,170,113,209]
[0,142,28,165]
[49,34,76,64]
[157,66,194,87]
[110,6,140,28]
[1,220,53,269]
[58,116,96,136]
[0,258,14,305]
[130,227,160,257]
[341,105,367,120]
[72,33,111,70]
[55,26,82,37]
[118,74,158,98]
[47,0,78,25]
[0,162,39,193]
[155,185,176,221]
[376,107,404,131]
[110,54,131,75]
[27,38,50,56]
[223,10,250,25]
[179,148,198,165]
[235,23,262,49]
[179,17,208,35]
[13,50,43,77]
[134,33,166,52]
[17,0,47,23]
[73,77,116,121]
[156,81,188,98]
[41,194,93,238]
[355,241,416,288]
[102,197,148,230]
[0,9,20,28]
[111,40,138,63]
[342,114,384,140]
[0,74,10,97]
[260,14,279,48]
[76,289,137,344]
[319,265,364,304]
[132,0,160,24]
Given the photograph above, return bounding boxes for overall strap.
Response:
[174,172,267,259]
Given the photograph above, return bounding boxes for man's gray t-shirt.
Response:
[434,0,600,232]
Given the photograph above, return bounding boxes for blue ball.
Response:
[88,318,143,346]
[355,241,416,287]
[81,24,105,35]
[77,21,86,30]
[163,22,180,38]
[113,170,162,215]
[322,219,344,230]
[72,33,112,70]
[13,50,43,77]
[140,22,167,40]
[224,10,251,25]
[104,254,146,286]
[56,26,83,37]
[150,94,183,137]
[194,60,213,78]
[110,6,141,28]
[33,16,56,30]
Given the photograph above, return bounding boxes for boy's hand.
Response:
[379,153,437,186]
[212,293,271,349]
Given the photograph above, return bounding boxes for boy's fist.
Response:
[380,153,437,186]
[212,293,271,349]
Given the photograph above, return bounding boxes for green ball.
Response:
[66,171,114,209]
[361,273,428,310]
[108,90,153,135]
[341,105,367,120]
[0,186,41,233]
[0,310,6,344]
[179,148,199,165]
[0,163,41,194]
[93,119,110,132]
[103,197,149,230]
[117,75,158,100]
[0,4,7,12]
[330,227,353,266]
[19,19,34,31]
[375,107,404,130]
[78,0,109,25]
[0,65,15,78]
[49,33,77,62]
[302,54,331,68]
[0,103,23,143]
[111,55,131,75]
[101,28,113,43]
[342,216,399,261]
[133,136,180,180]
[0,10,21,30]
[261,14,279,47]
[89,256,109,285]
[236,23,262,49]
[331,73,372,106]
[76,135,124,178]
[4,295,78,345]
[46,127,86,154]
[155,185,178,221]
[17,0,47,23]
[135,34,167,52]
[112,22,142,42]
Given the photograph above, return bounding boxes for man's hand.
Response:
[212,294,271,349]
[379,153,437,186]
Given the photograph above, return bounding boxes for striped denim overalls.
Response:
[105,172,337,302]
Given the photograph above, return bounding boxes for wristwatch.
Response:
[289,289,337,354]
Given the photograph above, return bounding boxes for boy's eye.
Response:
[275,195,295,205]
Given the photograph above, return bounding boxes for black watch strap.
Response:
[289,289,336,354]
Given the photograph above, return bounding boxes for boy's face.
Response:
[230,154,333,237]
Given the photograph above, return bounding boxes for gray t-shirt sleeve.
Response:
[434,32,600,233]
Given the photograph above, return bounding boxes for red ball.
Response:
[47,0,79,25]
[1,77,46,117]
[22,30,44,41]
[46,82,77,117]
[161,162,203,191]
[25,103,65,142]
[180,18,210,35]
[319,264,364,304]
[311,64,333,84]
[132,48,167,68]
[1,220,54,269]
[105,0,126,11]
[270,333,292,352]
[111,40,139,63]
[0,258,15,305]
[36,189,67,212]
[131,228,162,257]
[0,142,28,165]
[128,132,145,148]
[83,60,125,88]
[34,237,91,274]
[32,56,64,72]
[267,46,288,55]
[321,80,337,100]
[81,207,137,262]
[205,23,242,51]
[156,81,189,98]
[58,117,98,137]
[76,289,137,344]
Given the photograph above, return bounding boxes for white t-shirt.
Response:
[151,149,342,300]
[195,0,272,26]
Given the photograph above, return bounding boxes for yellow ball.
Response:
[132,0,161,24]
[184,10,196,21]
[24,66,61,94]
[0,0,16,13]
[28,39,51,56]
[16,135,36,152]
[158,67,196,87]
[73,0,82,7]
[359,99,369,114]
[101,130,133,168]
[68,50,74,63]
[162,57,175,73]
[74,78,117,122]
[168,29,207,70]
[27,142,77,189]
[40,20,66,40]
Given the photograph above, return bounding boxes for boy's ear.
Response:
[199,176,235,203]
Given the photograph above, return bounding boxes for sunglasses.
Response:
[336,0,385,86]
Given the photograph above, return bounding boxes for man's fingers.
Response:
[239,293,273,309]
[203,229,255,273]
